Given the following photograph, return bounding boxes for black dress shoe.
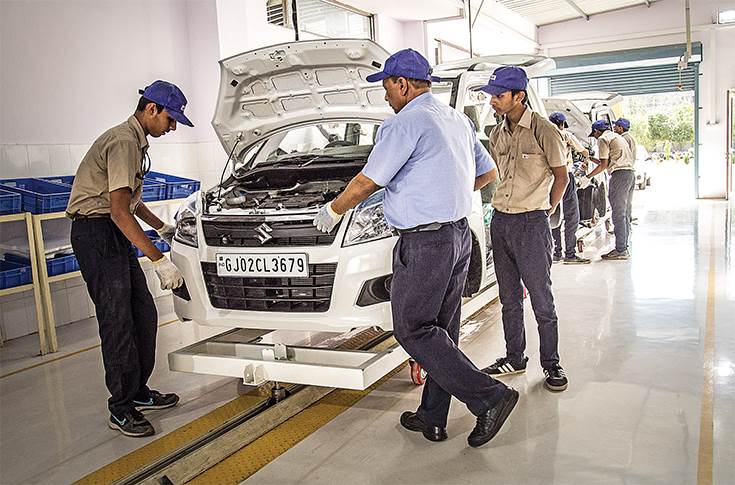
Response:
[467,388,519,448]
[400,411,447,442]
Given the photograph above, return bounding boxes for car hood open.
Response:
[213,39,393,161]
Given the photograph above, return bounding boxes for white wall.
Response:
[538,0,735,199]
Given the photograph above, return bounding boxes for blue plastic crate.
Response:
[0,189,22,215]
[40,175,75,186]
[146,172,200,200]
[142,179,166,202]
[0,259,32,289]
[0,178,72,214]
[45,253,79,276]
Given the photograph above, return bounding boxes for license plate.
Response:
[216,253,309,277]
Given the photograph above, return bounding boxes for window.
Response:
[266,0,374,40]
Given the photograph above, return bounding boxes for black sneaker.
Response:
[482,356,529,376]
[467,387,519,447]
[563,255,591,265]
[552,254,562,264]
[543,364,568,392]
[133,390,180,411]
[601,249,630,260]
[108,410,155,437]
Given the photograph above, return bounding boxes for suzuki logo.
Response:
[254,223,273,244]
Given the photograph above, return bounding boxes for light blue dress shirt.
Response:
[362,92,495,229]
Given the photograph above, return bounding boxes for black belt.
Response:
[392,218,465,236]
[69,213,111,221]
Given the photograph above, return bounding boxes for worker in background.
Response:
[580,120,635,260]
[480,67,570,392]
[614,118,637,224]
[66,80,190,437]
[548,112,590,265]
[613,118,637,160]
[313,49,517,448]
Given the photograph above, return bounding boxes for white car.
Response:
[171,39,554,333]
[634,144,652,190]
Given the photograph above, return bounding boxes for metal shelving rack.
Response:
[30,198,186,353]
[0,212,48,352]
[1,198,185,354]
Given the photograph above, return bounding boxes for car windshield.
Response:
[235,80,460,174]
[236,121,381,172]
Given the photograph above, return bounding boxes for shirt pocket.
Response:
[516,153,548,183]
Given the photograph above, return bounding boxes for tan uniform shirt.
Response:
[621,131,637,160]
[560,130,585,171]
[488,108,566,213]
[598,130,634,173]
[66,116,148,218]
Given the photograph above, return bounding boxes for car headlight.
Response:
[342,190,393,247]
[174,191,200,248]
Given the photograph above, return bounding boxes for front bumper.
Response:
[171,221,397,332]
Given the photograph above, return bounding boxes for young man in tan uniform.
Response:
[548,111,590,265]
[66,80,191,437]
[613,118,637,160]
[580,120,635,260]
[475,67,570,392]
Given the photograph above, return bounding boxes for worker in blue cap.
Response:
[582,119,635,260]
[548,111,590,265]
[66,80,193,437]
[475,66,570,393]
[613,118,637,160]
[614,118,638,224]
[313,48,516,448]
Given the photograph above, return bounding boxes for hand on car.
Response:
[578,176,592,189]
[152,256,184,290]
[156,222,176,245]
[313,201,343,233]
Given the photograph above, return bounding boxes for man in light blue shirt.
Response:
[313,48,517,448]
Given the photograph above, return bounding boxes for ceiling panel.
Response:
[494,0,658,26]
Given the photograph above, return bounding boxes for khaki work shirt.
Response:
[488,108,566,213]
[66,116,148,218]
[621,131,637,160]
[560,130,585,171]
[598,130,634,173]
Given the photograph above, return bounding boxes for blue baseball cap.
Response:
[138,80,194,127]
[474,66,528,96]
[589,119,611,135]
[365,49,440,83]
[548,112,568,127]
[614,118,631,130]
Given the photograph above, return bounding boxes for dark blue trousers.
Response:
[551,171,580,258]
[609,169,635,252]
[491,210,560,368]
[391,219,506,427]
[71,218,158,417]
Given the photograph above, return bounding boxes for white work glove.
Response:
[313,201,343,233]
[152,256,184,290]
[577,176,592,190]
[156,222,176,245]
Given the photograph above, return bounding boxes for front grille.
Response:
[202,219,339,247]
[202,262,337,312]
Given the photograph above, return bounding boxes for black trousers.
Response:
[491,210,560,368]
[391,219,506,427]
[71,218,158,417]
[551,171,581,258]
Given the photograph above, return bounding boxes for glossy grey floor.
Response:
[1,168,733,485]
[243,178,734,484]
